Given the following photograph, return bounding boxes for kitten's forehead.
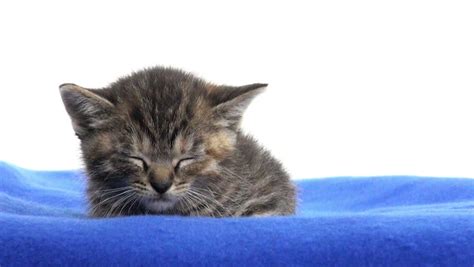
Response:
[126,104,194,156]
[120,103,203,159]
[111,74,209,155]
[130,130,196,159]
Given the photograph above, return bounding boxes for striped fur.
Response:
[59,67,296,217]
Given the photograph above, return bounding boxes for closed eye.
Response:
[175,157,195,171]
[128,156,148,171]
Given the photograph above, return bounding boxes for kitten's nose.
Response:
[148,164,173,194]
[149,179,172,194]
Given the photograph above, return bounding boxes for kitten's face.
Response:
[59,67,265,216]
[83,118,235,214]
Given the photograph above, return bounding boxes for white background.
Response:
[1,1,473,179]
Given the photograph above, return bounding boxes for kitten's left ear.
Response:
[211,83,267,128]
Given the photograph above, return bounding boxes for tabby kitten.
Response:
[59,67,296,217]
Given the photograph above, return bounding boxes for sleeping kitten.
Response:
[59,67,296,217]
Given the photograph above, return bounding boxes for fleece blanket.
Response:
[0,162,473,266]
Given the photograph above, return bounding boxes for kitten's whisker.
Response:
[193,186,236,207]
[184,192,205,213]
[95,188,134,207]
[92,187,133,198]
[117,193,138,216]
[107,191,135,217]
[184,195,202,216]
[90,188,134,216]
[186,189,225,217]
[180,193,200,216]
[117,192,138,213]
[97,187,131,193]
[114,193,135,216]
[126,195,141,215]
[179,195,193,215]
[92,190,128,200]
[188,188,224,208]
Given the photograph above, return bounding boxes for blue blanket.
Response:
[1,161,473,266]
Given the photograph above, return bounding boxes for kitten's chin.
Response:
[143,194,178,213]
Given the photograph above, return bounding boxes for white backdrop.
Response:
[1,1,473,179]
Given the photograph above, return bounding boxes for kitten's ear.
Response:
[59,83,114,137]
[211,83,267,128]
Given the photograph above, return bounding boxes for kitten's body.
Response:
[60,67,295,217]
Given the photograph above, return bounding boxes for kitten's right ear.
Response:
[59,83,114,137]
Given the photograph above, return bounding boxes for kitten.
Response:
[59,67,296,217]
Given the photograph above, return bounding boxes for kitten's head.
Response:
[59,67,266,216]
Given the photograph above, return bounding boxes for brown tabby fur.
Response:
[59,67,296,217]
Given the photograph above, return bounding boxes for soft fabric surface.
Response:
[1,162,473,266]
